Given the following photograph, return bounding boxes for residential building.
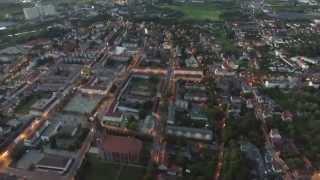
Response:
[102,112,125,127]
[281,111,293,122]
[23,4,57,20]
[166,126,213,141]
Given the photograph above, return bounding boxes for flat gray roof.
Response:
[36,154,71,168]
[64,93,102,114]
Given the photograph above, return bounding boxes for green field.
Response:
[80,155,146,180]
[0,4,23,20]
[160,3,223,21]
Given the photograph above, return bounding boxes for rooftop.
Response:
[64,93,102,114]
[102,135,143,155]
[16,150,44,170]
[36,154,72,169]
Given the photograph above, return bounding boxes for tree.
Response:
[143,174,153,180]
[50,137,57,149]
[127,116,138,130]
[139,101,153,119]
[11,142,25,161]
[175,149,186,166]
[222,142,250,180]
[149,76,160,84]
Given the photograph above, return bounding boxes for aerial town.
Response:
[0,0,320,180]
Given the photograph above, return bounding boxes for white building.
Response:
[166,126,213,141]
[102,112,125,127]
[113,0,136,6]
[40,4,57,16]
[23,4,57,20]
[23,7,41,20]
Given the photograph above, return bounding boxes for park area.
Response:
[0,4,23,21]
[78,155,146,180]
[160,3,223,21]
[261,87,320,168]
[161,2,235,21]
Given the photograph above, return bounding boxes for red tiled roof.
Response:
[282,111,293,119]
[102,135,143,155]
[283,111,293,116]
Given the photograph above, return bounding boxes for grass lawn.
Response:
[118,165,146,180]
[0,4,23,20]
[160,3,222,21]
[83,158,119,180]
[80,155,146,180]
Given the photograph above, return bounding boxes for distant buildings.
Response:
[23,4,57,20]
